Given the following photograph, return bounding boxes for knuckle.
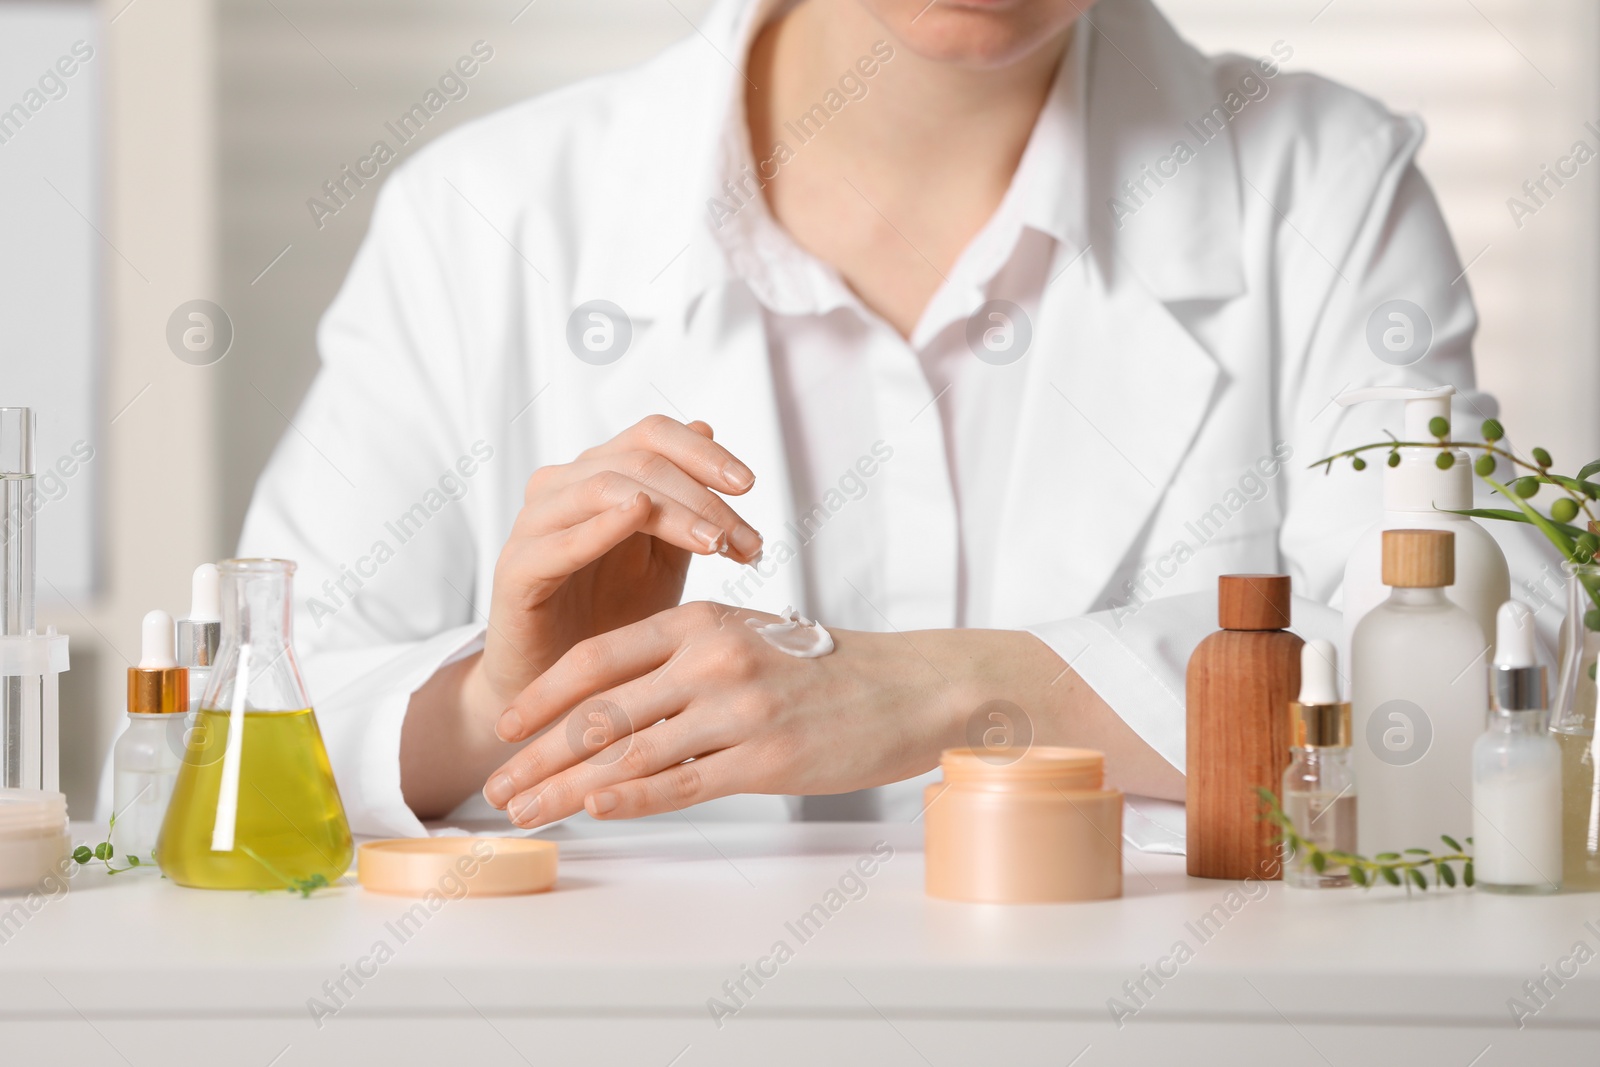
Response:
[567,636,612,679]
[630,451,673,485]
[666,762,704,805]
[618,732,655,777]
[636,413,676,441]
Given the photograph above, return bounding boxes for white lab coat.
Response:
[238,0,1557,838]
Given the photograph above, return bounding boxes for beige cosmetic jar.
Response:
[0,790,71,893]
[924,747,1123,903]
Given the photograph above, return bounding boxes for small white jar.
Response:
[0,789,72,892]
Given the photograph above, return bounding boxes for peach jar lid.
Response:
[358,837,557,897]
[939,746,1106,790]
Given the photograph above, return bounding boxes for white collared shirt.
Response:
[713,16,1088,636]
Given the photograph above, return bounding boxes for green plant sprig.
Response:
[239,845,333,899]
[1257,787,1473,891]
[1313,418,1600,547]
[69,813,150,875]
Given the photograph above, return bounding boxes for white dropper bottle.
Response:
[109,609,190,863]
[1473,601,1561,893]
[1336,385,1509,661]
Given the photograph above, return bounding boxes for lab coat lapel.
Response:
[993,259,1220,625]
[991,0,1242,624]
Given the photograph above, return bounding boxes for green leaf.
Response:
[1404,848,1431,855]
[1464,861,1475,887]
[1381,867,1402,886]
[1438,863,1456,887]
[1310,851,1326,873]
[1485,478,1579,561]
[1441,507,1589,539]
[1409,869,1428,891]
[1579,459,1600,482]
[1441,834,1462,851]
[1349,866,1368,887]
[1376,852,1401,861]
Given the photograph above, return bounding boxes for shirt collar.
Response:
[690,0,1088,325]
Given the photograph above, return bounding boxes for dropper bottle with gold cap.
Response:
[1351,529,1488,858]
[109,609,189,862]
[1282,639,1356,887]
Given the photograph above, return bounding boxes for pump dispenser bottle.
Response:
[1337,386,1509,657]
[110,610,189,861]
[1351,529,1488,856]
[1473,601,1560,894]
[1282,639,1356,888]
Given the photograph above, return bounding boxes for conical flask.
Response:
[158,559,352,889]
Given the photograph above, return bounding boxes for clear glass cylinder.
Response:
[157,559,352,890]
[1552,562,1600,890]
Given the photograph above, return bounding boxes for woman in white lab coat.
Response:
[239,0,1529,838]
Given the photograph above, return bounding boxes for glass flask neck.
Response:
[206,559,311,712]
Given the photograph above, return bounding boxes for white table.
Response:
[0,817,1595,1066]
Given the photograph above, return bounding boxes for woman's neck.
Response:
[744,1,1072,335]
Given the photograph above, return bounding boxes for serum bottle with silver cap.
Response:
[1473,600,1561,894]
[1282,639,1357,888]
[177,563,221,711]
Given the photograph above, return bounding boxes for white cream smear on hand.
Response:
[746,608,834,658]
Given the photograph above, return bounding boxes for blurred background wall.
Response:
[1,0,1596,815]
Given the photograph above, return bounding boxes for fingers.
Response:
[491,712,728,829]
[483,663,691,808]
[501,492,654,586]
[494,605,706,743]
[526,465,760,562]
[580,414,755,497]
[585,751,738,821]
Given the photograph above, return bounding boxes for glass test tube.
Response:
[0,408,36,788]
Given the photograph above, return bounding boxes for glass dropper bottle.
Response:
[1282,639,1357,888]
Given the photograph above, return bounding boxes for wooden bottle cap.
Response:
[1381,528,1454,588]
[1216,574,1292,631]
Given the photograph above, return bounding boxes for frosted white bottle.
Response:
[1474,601,1561,893]
[108,610,190,862]
[1337,386,1509,660]
[1351,529,1488,857]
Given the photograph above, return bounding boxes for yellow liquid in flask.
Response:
[158,708,353,890]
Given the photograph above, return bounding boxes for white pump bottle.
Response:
[1337,385,1509,660]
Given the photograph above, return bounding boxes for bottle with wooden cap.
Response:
[1351,529,1488,857]
[1187,574,1303,880]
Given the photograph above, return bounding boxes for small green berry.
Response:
[1387,452,1401,468]
[1578,533,1599,561]
[1533,447,1553,468]
[127,855,141,868]
[1552,498,1580,524]
[1352,457,1367,471]
[93,842,112,861]
[1428,416,1450,438]
[1481,419,1504,442]
[1474,455,1496,477]
[1515,477,1540,499]
[1436,453,1454,470]
[71,846,92,865]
